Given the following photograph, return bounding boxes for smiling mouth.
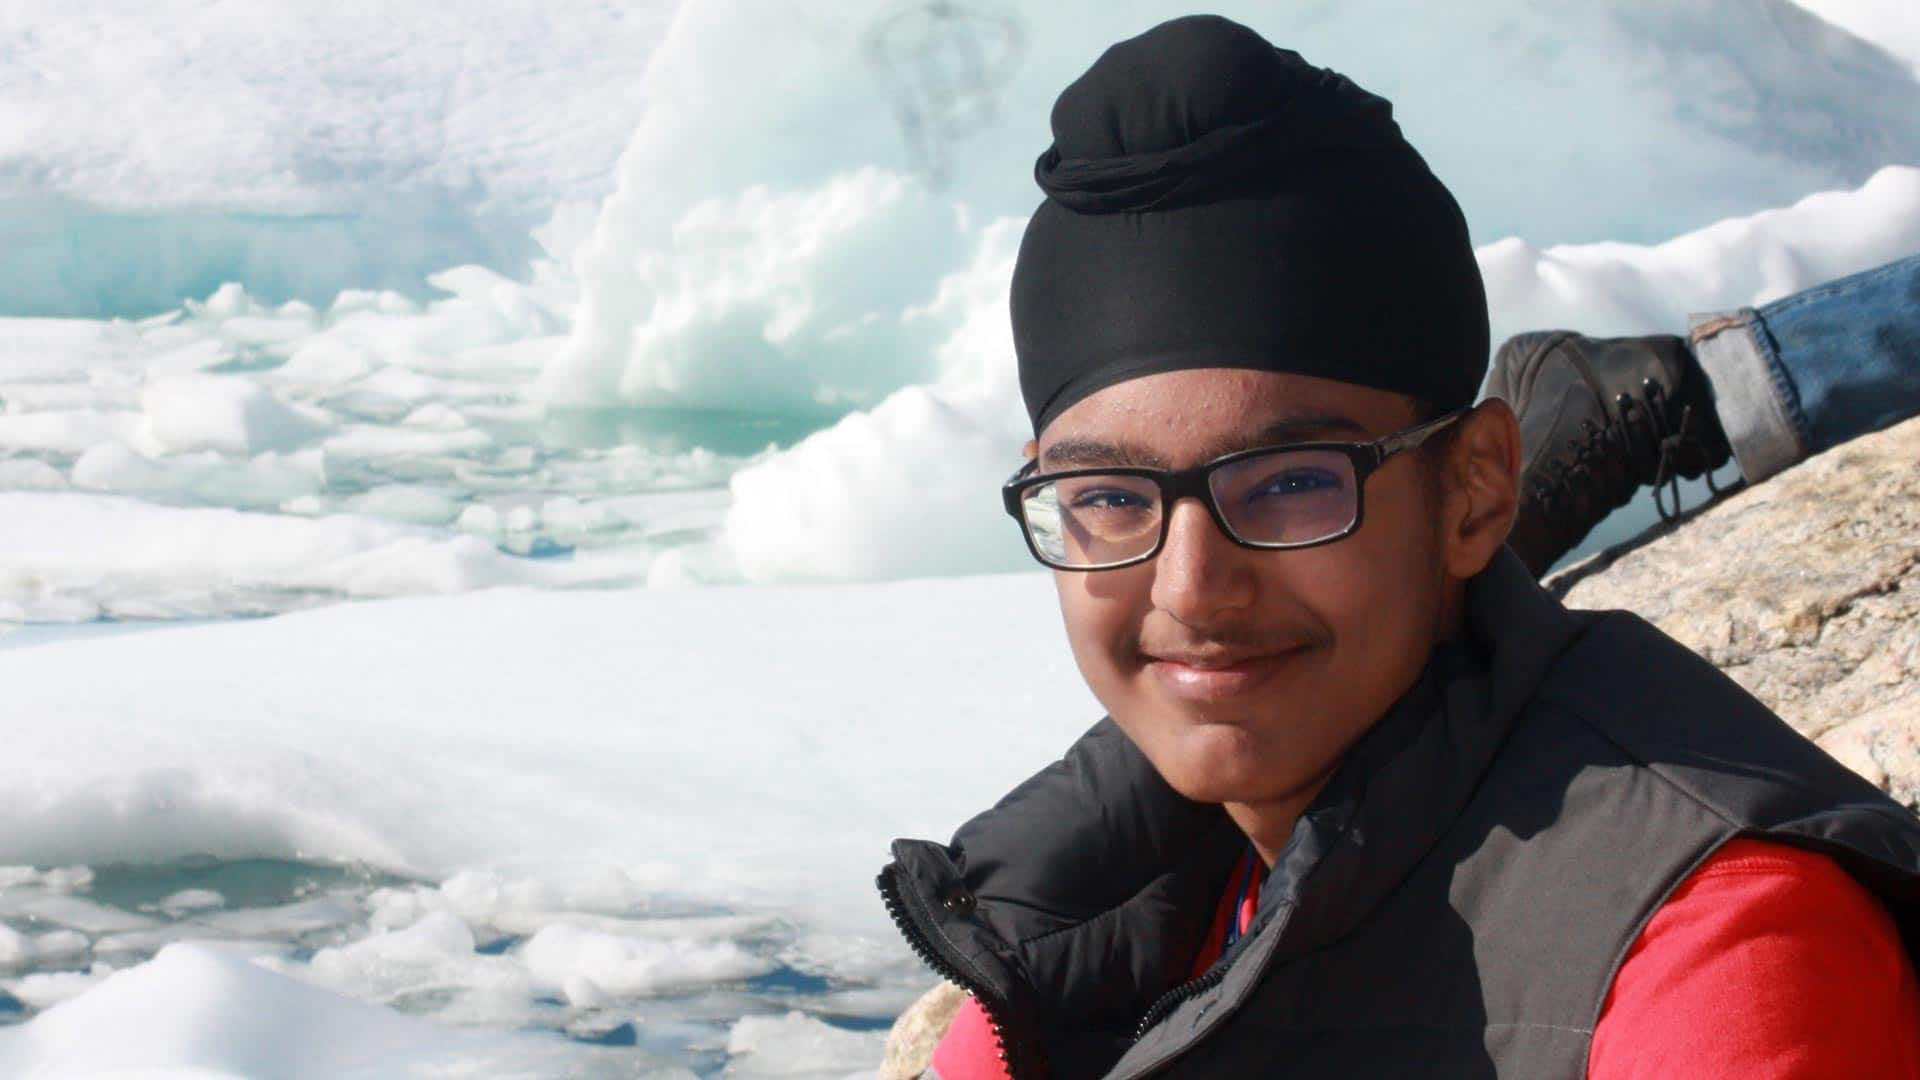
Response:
[1143,645,1310,701]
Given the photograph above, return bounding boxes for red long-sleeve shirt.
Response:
[930,838,1920,1078]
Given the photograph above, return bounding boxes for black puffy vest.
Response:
[879,549,1920,1078]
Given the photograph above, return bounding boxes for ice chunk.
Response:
[0,943,552,1077]
[541,167,963,413]
[71,443,326,509]
[139,375,331,456]
[3,966,113,1011]
[725,1010,888,1077]
[157,889,225,917]
[0,458,67,491]
[519,924,775,997]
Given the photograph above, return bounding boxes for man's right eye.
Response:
[1068,487,1154,512]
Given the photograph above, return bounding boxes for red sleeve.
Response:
[1589,837,1920,1080]
[930,994,1013,1080]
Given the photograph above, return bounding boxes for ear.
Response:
[1439,399,1521,579]
[1022,437,1038,462]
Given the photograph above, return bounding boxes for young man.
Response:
[877,16,1920,1079]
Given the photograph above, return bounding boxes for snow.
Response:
[0,575,1086,1074]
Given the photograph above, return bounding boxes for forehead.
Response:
[1037,368,1419,469]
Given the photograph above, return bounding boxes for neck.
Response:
[1229,577,1469,867]
[1224,766,1338,868]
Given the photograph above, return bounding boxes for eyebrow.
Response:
[1041,414,1372,470]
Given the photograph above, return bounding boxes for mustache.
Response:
[1135,619,1325,661]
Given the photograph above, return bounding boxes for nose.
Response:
[1149,495,1257,623]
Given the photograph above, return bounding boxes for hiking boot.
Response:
[1485,331,1733,577]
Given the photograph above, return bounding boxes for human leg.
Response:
[1493,251,1920,576]
[1690,251,1920,484]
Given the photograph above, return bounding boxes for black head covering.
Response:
[1012,15,1489,435]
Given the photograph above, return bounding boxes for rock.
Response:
[880,980,967,1080]
[1550,414,1920,803]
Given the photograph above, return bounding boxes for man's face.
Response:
[1032,368,1460,808]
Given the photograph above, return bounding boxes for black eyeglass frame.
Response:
[1001,406,1473,571]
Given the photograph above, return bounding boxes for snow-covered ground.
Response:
[0,575,1093,1076]
[3,0,1919,1074]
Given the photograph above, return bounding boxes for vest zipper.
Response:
[877,863,1043,1079]
[1126,900,1294,1068]
[1131,965,1228,1042]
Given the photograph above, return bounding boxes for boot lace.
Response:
[1527,377,1729,548]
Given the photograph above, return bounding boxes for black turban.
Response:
[1012,15,1489,436]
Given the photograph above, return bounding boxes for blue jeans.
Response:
[1691,253,1920,482]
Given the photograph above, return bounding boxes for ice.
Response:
[140,375,331,456]
[0,265,743,620]
[722,164,1920,582]
[0,943,562,1078]
[0,577,1089,1071]
[71,444,327,510]
[0,493,638,622]
[540,166,968,414]
[0,573,1092,896]
[157,889,225,917]
[1789,0,1920,73]
[0,925,25,971]
[4,967,113,1012]
[545,0,1920,416]
[0,1,675,317]
[725,1011,887,1078]
[519,924,775,998]
[0,2,1913,614]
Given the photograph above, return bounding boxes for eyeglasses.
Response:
[1002,407,1470,571]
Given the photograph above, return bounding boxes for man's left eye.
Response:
[1254,468,1342,496]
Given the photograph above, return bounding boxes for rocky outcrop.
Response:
[1551,414,1920,807]
[880,416,1920,1076]
[881,981,966,1080]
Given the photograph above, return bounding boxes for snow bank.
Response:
[721,165,1920,583]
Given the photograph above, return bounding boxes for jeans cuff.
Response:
[1688,309,1807,484]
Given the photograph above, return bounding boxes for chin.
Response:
[1138,720,1293,805]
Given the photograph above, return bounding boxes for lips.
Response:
[1143,644,1309,702]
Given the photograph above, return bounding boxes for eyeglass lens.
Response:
[1019,448,1359,567]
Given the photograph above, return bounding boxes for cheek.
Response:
[1052,569,1151,711]
[1312,488,1447,682]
